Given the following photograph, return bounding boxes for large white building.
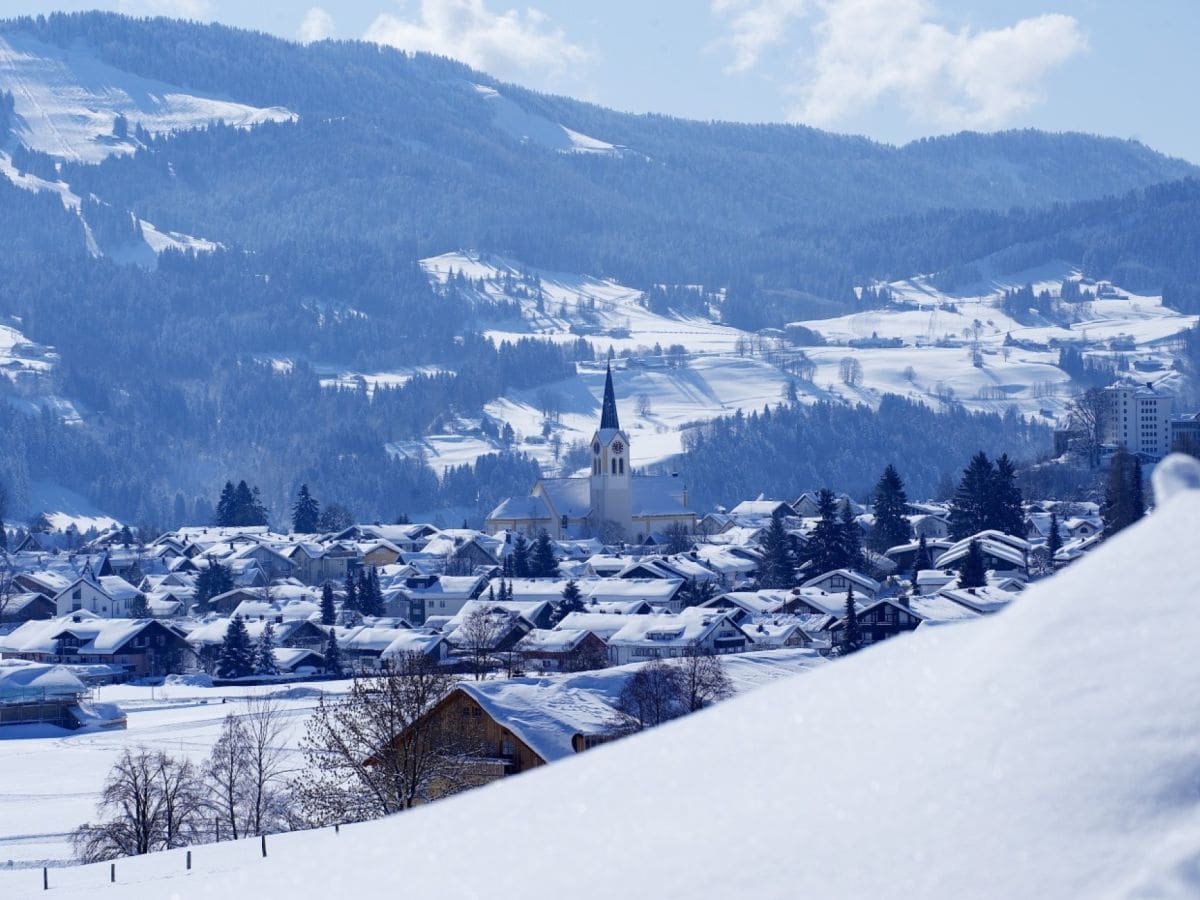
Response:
[486,366,695,543]
[1102,381,1174,460]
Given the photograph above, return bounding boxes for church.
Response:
[486,366,696,543]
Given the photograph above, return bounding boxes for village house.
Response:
[0,614,193,678]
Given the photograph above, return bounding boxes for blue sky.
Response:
[3,1,1198,162]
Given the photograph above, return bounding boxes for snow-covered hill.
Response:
[0,31,294,164]
[11,460,1200,898]
[398,252,1195,476]
[473,84,628,156]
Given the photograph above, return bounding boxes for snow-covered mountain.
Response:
[10,462,1199,898]
[0,31,294,164]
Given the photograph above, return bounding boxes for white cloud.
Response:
[713,0,1087,130]
[298,7,336,43]
[364,0,589,80]
[711,0,811,73]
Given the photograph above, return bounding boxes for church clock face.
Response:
[612,440,624,455]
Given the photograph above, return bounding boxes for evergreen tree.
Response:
[837,587,862,656]
[291,484,321,534]
[358,568,384,617]
[678,579,718,608]
[1131,456,1146,524]
[555,578,584,623]
[1046,511,1063,566]
[195,562,234,612]
[988,454,1025,537]
[868,464,913,551]
[129,593,150,618]
[528,529,559,578]
[217,615,255,679]
[215,481,237,526]
[320,582,336,626]
[805,488,845,573]
[510,534,531,578]
[949,452,996,539]
[255,620,279,675]
[756,511,795,588]
[911,534,932,582]
[958,539,987,589]
[323,628,343,676]
[838,503,865,571]
[342,572,360,615]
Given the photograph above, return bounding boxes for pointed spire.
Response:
[600,363,620,430]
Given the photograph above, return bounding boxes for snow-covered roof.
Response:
[0,660,86,702]
[801,569,881,594]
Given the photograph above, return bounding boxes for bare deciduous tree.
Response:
[73,749,206,862]
[205,697,289,841]
[1066,387,1107,468]
[292,653,478,824]
[458,606,503,680]
[677,651,733,712]
[613,660,688,731]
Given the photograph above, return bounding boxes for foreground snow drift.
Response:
[12,464,1200,897]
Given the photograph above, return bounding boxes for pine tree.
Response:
[291,484,321,534]
[911,534,932,582]
[255,620,279,675]
[805,488,844,573]
[756,511,795,588]
[129,593,150,618]
[1046,511,1063,566]
[958,538,987,589]
[556,579,584,623]
[320,582,336,626]
[510,534,531,578]
[195,562,234,612]
[323,628,343,676]
[838,503,865,571]
[358,568,384,617]
[215,481,237,526]
[949,452,995,539]
[868,464,913,551]
[1103,448,1143,537]
[217,615,255,679]
[988,454,1025,537]
[528,529,559,578]
[343,572,360,616]
[837,587,862,656]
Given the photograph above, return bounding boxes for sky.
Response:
[2,1,1198,162]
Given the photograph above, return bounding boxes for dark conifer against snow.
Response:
[510,534,531,578]
[989,454,1025,537]
[323,628,342,676]
[805,489,845,574]
[756,511,795,589]
[837,587,862,656]
[911,534,932,582]
[358,568,384,618]
[560,579,584,616]
[255,620,279,676]
[949,452,997,539]
[838,503,865,571]
[343,572,359,615]
[958,539,988,589]
[1046,511,1063,565]
[291,484,321,534]
[1103,448,1146,537]
[218,615,255,679]
[869,464,913,551]
[320,582,336,626]
[528,529,559,578]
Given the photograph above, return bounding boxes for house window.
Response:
[501,735,515,758]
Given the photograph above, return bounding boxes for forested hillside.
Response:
[0,12,1194,528]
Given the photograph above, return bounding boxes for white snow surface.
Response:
[0,31,296,164]
[473,84,624,156]
[9,484,1200,897]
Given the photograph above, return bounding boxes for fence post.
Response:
[186,850,192,871]
[111,862,116,883]
[334,823,339,834]
[261,834,267,857]
[43,866,48,890]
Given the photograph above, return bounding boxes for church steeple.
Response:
[600,364,620,430]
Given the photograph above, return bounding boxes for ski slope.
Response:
[473,84,626,156]
[10,461,1200,898]
[0,31,295,164]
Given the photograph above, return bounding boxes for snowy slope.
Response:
[0,31,295,164]
[11,461,1200,898]
[473,84,626,156]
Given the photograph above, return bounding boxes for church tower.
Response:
[589,364,633,539]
